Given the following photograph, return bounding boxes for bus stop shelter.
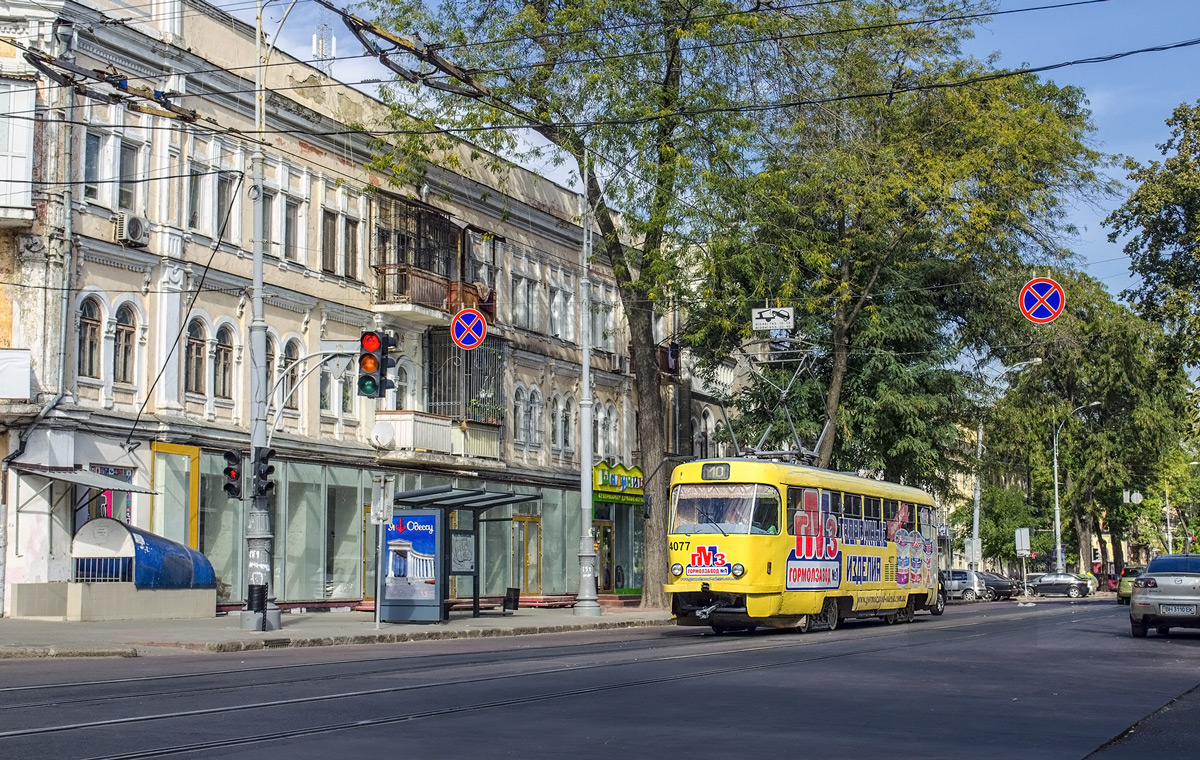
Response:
[379,485,542,622]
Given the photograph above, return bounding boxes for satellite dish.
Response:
[371,421,395,450]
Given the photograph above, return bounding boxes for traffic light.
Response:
[357,330,397,398]
[222,450,242,499]
[252,446,276,498]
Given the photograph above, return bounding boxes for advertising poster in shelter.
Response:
[382,512,438,601]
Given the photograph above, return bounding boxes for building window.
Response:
[214,327,234,399]
[265,338,276,408]
[550,396,562,448]
[562,399,574,450]
[78,298,101,379]
[526,388,543,447]
[283,199,300,261]
[118,142,138,211]
[113,305,135,385]
[84,133,101,202]
[215,173,234,235]
[342,366,354,414]
[319,365,333,412]
[283,340,301,410]
[513,387,527,443]
[322,209,337,273]
[187,167,203,229]
[344,218,359,280]
[262,189,277,254]
[185,320,206,394]
[394,365,409,410]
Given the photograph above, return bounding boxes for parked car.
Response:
[945,569,989,602]
[1015,573,1044,595]
[977,571,1015,601]
[1116,566,1144,605]
[1028,572,1092,598]
[1130,554,1200,637]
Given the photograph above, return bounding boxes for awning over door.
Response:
[393,484,540,512]
[10,464,157,494]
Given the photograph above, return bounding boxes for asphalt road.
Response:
[0,597,1194,759]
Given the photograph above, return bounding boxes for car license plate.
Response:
[1160,604,1197,616]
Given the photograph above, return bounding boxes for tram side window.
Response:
[864,496,881,521]
[883,499,900,539]
[901,502,915,532]
[824,490,842,515]
[787,487,822,536]
[843,493,862,518]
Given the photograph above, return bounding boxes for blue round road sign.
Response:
[451,308,487,350]
[1020,278,1065,324]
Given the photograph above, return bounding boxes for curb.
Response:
[0,647,139,659]
[203,617,676,653]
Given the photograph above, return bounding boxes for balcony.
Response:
[372,265,451,325]
[375,410,502,460]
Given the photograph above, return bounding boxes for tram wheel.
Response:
[900,598,916,624]
[795,615,812,633]
[822,598,841,631]
[931,590,946,616]
[710,625,727,635]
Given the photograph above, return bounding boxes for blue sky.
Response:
[251,0,1200,300]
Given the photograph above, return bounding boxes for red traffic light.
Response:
[360,332,381,352]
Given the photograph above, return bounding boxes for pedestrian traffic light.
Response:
[222,450,242,499]
[357,330,397,398]
[252,446,276,498]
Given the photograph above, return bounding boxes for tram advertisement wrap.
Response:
[684,544,732,579]
[786,514,841,591]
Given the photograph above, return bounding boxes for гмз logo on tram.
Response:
[685,545,732,579]
[786,489,841,591]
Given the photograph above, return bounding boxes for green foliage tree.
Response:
[685,2,1110,491]
[1106,99,1200,365]
[984,273,1188,573]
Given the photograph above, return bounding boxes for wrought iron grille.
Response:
[428,329,506,424]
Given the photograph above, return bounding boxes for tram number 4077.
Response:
[670,541,691,551]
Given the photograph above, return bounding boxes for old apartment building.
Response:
[0,0,728,614]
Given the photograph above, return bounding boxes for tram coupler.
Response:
[694,603,719,620]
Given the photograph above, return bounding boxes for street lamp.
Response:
[1052,401,1100,573]
[969,359,1042,571]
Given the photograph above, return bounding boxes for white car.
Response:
[945,569,988,602]
[1130,554,1200,637]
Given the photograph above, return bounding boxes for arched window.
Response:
[214,327,233,399]
[699,409,713,459]
[394,365,410,410]
[550,396,562,448]
[603,404,617,459]
[78,298,101,379]
[527,388,542,447]
[265,338,276,408]
[283,340,301,410]
[184,320,206,394]
[562,399,574,450]
[113,305,136,385]
[513,387,527,443]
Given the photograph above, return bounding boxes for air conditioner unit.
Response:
[617,355,630,375]
[114,212,150,248]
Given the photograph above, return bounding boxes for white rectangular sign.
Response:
[1015,527,1030,557]
[751,307,794,331]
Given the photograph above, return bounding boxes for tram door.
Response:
[593,520,616,593]
[512,516,542,595]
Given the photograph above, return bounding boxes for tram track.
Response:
[0,605,1117,759]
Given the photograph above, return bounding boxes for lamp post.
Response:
[1052,401,1100,574]
[969,359,1042,571]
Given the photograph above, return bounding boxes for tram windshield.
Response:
[670,483,781,535]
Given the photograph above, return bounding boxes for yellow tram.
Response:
[664,459,941,633]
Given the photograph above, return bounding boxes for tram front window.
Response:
[670,484,781,535]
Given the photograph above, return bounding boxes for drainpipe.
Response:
[0,20,76,615]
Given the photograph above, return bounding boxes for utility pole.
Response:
[575,150,600,616]
[242,0,287,631]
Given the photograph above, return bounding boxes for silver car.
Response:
[1129,554,1200,637]
[945,569,988,602]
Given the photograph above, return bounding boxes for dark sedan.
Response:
[1029,572,1092,598]
[978,571,1016,601]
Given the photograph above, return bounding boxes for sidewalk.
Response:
[0,606,675,659]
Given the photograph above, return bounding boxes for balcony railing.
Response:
[374,264,449,310]
[452,421,501,460]
[378,410,454,454]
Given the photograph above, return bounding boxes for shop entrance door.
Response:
[593,520,616,593]
[512,516,541,595]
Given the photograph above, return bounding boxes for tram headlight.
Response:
[732,563,745,578]
[671,563,684,577]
